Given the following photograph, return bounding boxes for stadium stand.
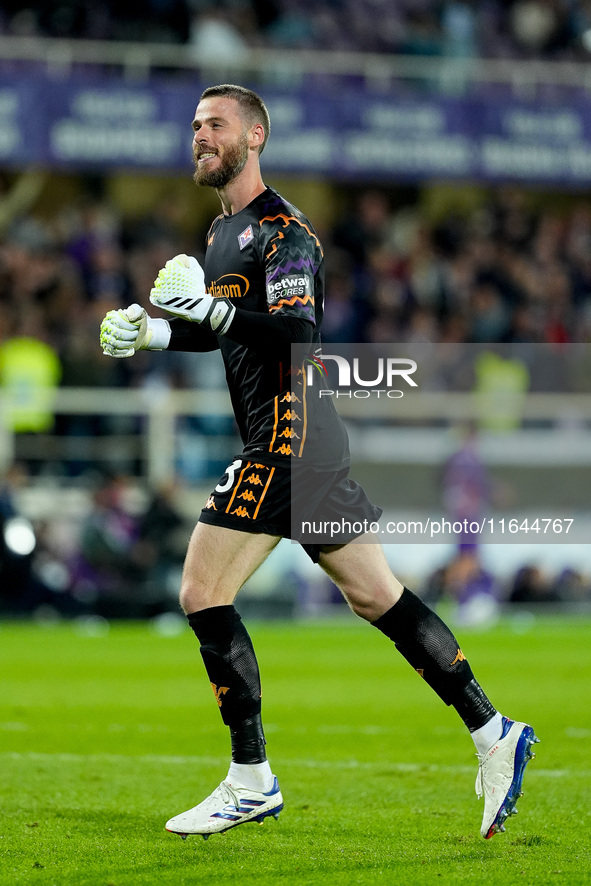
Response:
[0,1,589,62]
[0,2,590,616]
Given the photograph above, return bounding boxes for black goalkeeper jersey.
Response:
[173,186,349,470]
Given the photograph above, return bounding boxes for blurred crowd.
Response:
[0,1,590,620]
[0,172,590,480]
[323,186,591,346]
[0,466,188,618]
[0,172,590,483]
[1,0,591,63]
[1,175,591,392]
[1,172,591,618]
[1,462,590,621]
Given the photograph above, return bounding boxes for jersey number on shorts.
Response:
[215,458,242,493]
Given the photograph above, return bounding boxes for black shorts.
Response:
[198,456,382,562]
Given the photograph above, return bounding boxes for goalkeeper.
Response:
[100,84,538,842]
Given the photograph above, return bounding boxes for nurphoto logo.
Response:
[304,351,418,399]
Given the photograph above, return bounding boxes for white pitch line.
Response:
[0,751,579,778]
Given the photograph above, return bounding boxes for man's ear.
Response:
[249,122,265,150]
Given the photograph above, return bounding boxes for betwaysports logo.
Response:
[267,275,314,301]
[305,351,418,399]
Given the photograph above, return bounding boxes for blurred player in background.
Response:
[100,84,538,841]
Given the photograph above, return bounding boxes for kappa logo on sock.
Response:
[451,648,466,666]
[211,683,229,707]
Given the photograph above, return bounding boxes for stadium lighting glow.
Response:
[3,517,36,556]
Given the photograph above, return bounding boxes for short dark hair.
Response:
[200,84,271,154]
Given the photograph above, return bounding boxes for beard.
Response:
[193,132,250,189]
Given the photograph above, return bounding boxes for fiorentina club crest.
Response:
[238,225,254,250]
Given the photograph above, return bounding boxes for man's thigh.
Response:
[180,521,281,612]
[317,537,403,621]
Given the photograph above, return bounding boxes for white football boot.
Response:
[476,716,539,839]
[165,777,284,840]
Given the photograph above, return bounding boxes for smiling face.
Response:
[191,96,253,190]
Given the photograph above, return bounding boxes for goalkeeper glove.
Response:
[149,254,235,335]
[100,303,170,357]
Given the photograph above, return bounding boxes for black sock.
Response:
[372,588,496,731]
[187,605,267,763]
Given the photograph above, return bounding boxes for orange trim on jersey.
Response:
[225,461,251,514]
[207,214,224,246]
[268,293,315,313]
[259,213,323,252]
[252,466,275,519]
[268,395,279,453]
[298,371,308,458]
[298,368,308,458]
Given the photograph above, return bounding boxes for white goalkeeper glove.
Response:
[100,303,170,358]
[149,254,235,336]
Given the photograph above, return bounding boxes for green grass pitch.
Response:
[1,612,590,885]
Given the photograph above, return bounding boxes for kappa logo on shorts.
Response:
[231,506,251,518]
[280,392,301,403]
[245,473,264,486]
[279,427,300,439]
[274,443,293,456]
[210,460,275,522]
[281,409,301,421]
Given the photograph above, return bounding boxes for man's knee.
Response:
[179,580,204,614]
[318,543,404,622]
[179,578,230,614]
[345,583,403,622]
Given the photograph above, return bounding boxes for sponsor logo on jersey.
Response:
[209,273,249,299]
[238,224,254,250]
[266,274,314,302]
